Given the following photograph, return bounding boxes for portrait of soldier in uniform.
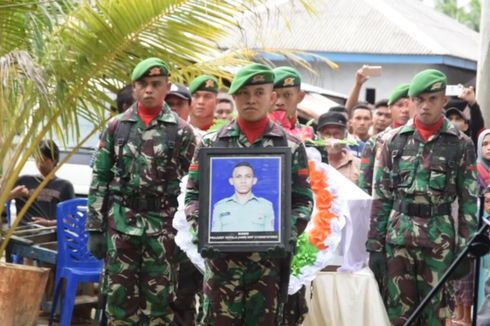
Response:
[211,161,275,232]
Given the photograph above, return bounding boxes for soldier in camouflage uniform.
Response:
[358,83,414,196]
[366,69,478,325]
[270,66,316,325]
[185,63,313,325]
[87,57,196,325]
[359,83,416,304]
[188,75,219,140]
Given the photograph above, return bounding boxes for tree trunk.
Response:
[477,0,489,127]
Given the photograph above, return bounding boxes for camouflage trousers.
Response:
[173,257,203,325]
[385,243,454,326]
[105,227,179,325]
[281,286,308,326]
[201,253,281,326]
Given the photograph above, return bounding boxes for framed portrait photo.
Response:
[198,147,292,253]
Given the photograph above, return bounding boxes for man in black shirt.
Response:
[11,140,75,226]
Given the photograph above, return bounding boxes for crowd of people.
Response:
[5,57,489,326]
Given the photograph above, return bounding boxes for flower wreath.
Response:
[173,151,345,295]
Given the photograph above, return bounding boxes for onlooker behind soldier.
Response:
[476,186,490,326]
[215,93,235,121]
[188,75,219,140]
[113,85,135,114]
[445,102,470,134]
[350,102,373,142]
[165,83,192,120]
[317,111,360,184]
[458,85,484,147]
[477,129,490,189]
[371,99,391,135]
[11,140,75,226]
[345,65,369,112]
[446,104,475,325]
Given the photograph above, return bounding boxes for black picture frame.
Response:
[198,147,292,253]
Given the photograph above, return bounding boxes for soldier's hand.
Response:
[88,231,107,260]
[267,245,287,259]
[368,251,387,281]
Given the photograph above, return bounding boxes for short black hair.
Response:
[39,139,60,163]
[232,161,255,176]
[374,99,389,109]
[352,102,372,117]
[116,85,135,113]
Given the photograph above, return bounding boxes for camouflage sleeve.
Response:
[366,138,394,252]
[358,137,376,195]
[456,137,478,250]
[177,124,196,177]
[184,136,213,230]
[86,121,116,232]
[291,143,314,236]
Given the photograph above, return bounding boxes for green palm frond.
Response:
[0,0,326,250]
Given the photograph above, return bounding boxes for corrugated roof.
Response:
[220,0,479,61]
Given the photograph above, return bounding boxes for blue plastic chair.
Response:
[49,198,104,326]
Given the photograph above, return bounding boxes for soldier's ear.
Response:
[229,178,233,186]
[252,177,257,185]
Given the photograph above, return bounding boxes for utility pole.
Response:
[477,0,489,127]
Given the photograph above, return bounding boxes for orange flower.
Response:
[306,160,337,250]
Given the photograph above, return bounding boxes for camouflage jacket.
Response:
[358,125,400,195]
[366,118,478,252]
[87,103,196,235]
[185,120,313,237]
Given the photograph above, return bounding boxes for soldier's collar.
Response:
[264,120,288,138]
[122,103,177,124]
[398,119,415,135]
[216,119,285,140]
[440,117,460,136]
[157,103,178,124]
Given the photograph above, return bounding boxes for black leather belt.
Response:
[113,194,176,212]
[393,201,451,218]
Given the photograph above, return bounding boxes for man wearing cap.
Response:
[367,69,478,325]
[445,100,470,134]
[317,111,361,184]
[185,63,313,325]
[166,83,192,120]
[189,75,219,140]
[87,57,196,324]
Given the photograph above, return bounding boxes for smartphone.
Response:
[445,84,464,97]
[361,65,383,77]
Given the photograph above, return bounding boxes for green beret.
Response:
[388,83,410,105]
[189,75,219,94]
[408,69,447,97]
[131,57,169,81]
[273,66,301,88]
[229,63,275,95]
